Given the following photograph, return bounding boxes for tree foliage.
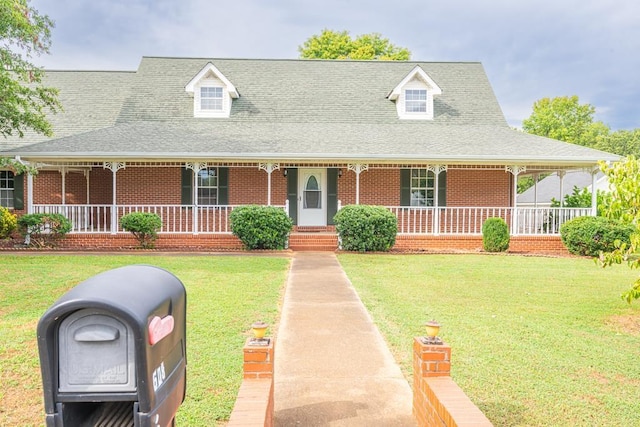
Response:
[596,129,640,157]
[550,186,610,216]
[522,96,609,147]
[299,29,410,60]
[597,156,640,303]
[1,0,60,138]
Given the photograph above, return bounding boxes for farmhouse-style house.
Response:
[1,57,618,251]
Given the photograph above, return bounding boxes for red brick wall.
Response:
[29,166,513,209]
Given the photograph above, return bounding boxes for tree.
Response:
[596,129,640,157]
[299,29,410,61]
[522,96,609,147]
[550,185,610,216]
[1,0,60,138]
[597,156,640,303]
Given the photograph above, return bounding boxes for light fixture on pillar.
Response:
[338,169,343,178]
[421,320,443,345]
[283,168,288,177]
[250,321,270,346]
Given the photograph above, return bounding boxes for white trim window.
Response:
[197,167,218,205]
[410,169,435,206]
[200,86,223,111]
[405,89,427,113]
[0,171,14,208]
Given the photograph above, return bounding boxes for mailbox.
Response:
[37,265,187,427]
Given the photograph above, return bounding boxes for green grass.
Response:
[0,254,290,427]
[337,253,640,427]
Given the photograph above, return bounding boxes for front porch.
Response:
[29,203,586,252]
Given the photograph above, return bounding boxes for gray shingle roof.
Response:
[2,57,618,166]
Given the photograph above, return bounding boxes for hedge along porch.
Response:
[1,57,617,251]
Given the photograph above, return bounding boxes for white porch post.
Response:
[259,163,280,206]
[590,167,598,216]
[533,173,539,208]
[27,171,34,214]
[348,164,369,205]
[506,166,526,235]
[557,170,566,207]
[428,164,447,235]
[85,170,90,204]
[186,162,207,235]
[103,162,125,235]
[61,167,67,205]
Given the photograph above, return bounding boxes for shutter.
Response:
[218,167,228,205]
[13,173,24,210]
[181,168,192,205]
[438,171,447,207]
[286,168,298,225]
[400,169,411,206]
[327,168,338,225]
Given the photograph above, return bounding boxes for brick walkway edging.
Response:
[413,338,493,426]
[227,338,275,426]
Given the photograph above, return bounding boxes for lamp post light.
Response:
[422,320,443,345]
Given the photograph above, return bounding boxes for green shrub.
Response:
[482,217,510,252]
[120,212,163,249]
[0,207,17,239]
[334,205,397,252]
[560,216,635,256]
[230,205,293,250]
[17,213,72,247]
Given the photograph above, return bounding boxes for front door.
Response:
[298,169,327,226]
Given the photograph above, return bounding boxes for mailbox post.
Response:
[37,265,187,427]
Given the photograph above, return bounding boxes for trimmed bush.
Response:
[334,205,397,252]
[17,213,72,248]
[120,212,163,249]
[0,207,17,239]
[560,216,635,256]
[482,217,510,252]
[230,205,293,250]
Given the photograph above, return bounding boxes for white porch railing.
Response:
[32,204,592,236]
[32,204,285,234]
[388,206,592,235]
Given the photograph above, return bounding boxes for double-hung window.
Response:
[405,89,427,113]
[0,171,14,208]
[197,167,218,205]
[410,169,435,206]
[200,87,223,111]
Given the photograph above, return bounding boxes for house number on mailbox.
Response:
[152,362,166,391]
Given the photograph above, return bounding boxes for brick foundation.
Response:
[227,338,275,426]
[413,338,492,426]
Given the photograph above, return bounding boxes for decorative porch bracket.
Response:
[348,164,369,204]
[427,165,447,235]
[506,165,526,236]
[186,162,208,235]
[103,162,126,235]
[258,163,280,206]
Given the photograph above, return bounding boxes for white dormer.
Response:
[388,66,442,120]
[185,63,239,118]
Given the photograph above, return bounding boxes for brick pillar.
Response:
[243,338,275,379]
[413,337,451,379]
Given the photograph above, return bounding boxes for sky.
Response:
[29,0,640,130]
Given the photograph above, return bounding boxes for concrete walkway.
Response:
[274,252,416,426]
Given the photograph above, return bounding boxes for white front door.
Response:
[298,169,327,226]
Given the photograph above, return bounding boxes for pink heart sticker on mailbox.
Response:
[148,315,175,345]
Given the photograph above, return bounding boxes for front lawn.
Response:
[338,254,640,427]
[0,254,290,427]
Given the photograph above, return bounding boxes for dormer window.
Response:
[405,89,427,113]
[200,87,223,111]
[388,66,442,120]
[185,62,239,118]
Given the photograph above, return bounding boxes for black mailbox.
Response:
[37,265,187,427]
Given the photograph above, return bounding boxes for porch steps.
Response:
[288,232,338,251]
